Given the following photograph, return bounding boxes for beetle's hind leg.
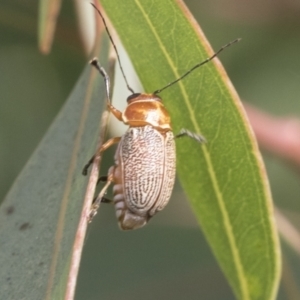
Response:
[97,175,108,185]
[100,197,112,204]
[88,174,114,222]
[93,176,112,204]
[175,128,206,143]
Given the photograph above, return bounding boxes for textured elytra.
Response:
[150,131,176,214]
[118,125,176,216]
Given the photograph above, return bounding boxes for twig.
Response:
[65,3,115,297]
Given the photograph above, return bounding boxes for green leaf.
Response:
[0,34,110,299]
[99,0,281,299]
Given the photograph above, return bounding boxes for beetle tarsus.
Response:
[88,177,113,222]
[175,128,206,143]
[97,175,108,185]
[88,209,98,223]
[82,155,95,175]
[100,197,112,203]
[90,58,111,103]
[88,198,111,222]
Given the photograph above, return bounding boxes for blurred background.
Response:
[1,0,300,299]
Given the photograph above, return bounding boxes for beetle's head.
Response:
[126,93,162,104]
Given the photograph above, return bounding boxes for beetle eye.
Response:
[127,93,141,102]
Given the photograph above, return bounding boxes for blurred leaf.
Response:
[38,0,62,54]
[0,33,109,299]
[99,0,281,299]
[74,0,97,56]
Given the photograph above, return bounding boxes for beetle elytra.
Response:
[83,4,240,230]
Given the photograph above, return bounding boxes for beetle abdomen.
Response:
[112,125,176,229]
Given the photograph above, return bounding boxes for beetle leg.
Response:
[88,175,113,222]
[175,128,206,143]
[91,195,112,205]
[90,58,123,122]
[100,197,112,203]
[82,137,121,175]
[97,175,108,185]
[90,58,111,103]
[107,103,123,121]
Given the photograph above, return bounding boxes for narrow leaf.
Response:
[0,34,110,299]
[99,1,281,299]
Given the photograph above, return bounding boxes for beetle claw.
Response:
[82,155,95,175]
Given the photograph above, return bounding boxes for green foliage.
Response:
[0,35,110,299]
[100,1,281,299]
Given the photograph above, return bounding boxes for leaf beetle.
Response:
[83,4,240,230]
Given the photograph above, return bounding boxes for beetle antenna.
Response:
[154,38,241,94]
[91,3,135,94]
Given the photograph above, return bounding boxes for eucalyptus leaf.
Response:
[0,34,109,300]
[99,0,281,299]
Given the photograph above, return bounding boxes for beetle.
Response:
[83,4,240,230]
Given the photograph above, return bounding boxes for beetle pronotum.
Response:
[84,4,240,230]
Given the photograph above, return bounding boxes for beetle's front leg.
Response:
[90,57,124,122]
[175,128,206,143]
[107,103,123,121]
[82,137,121,175]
